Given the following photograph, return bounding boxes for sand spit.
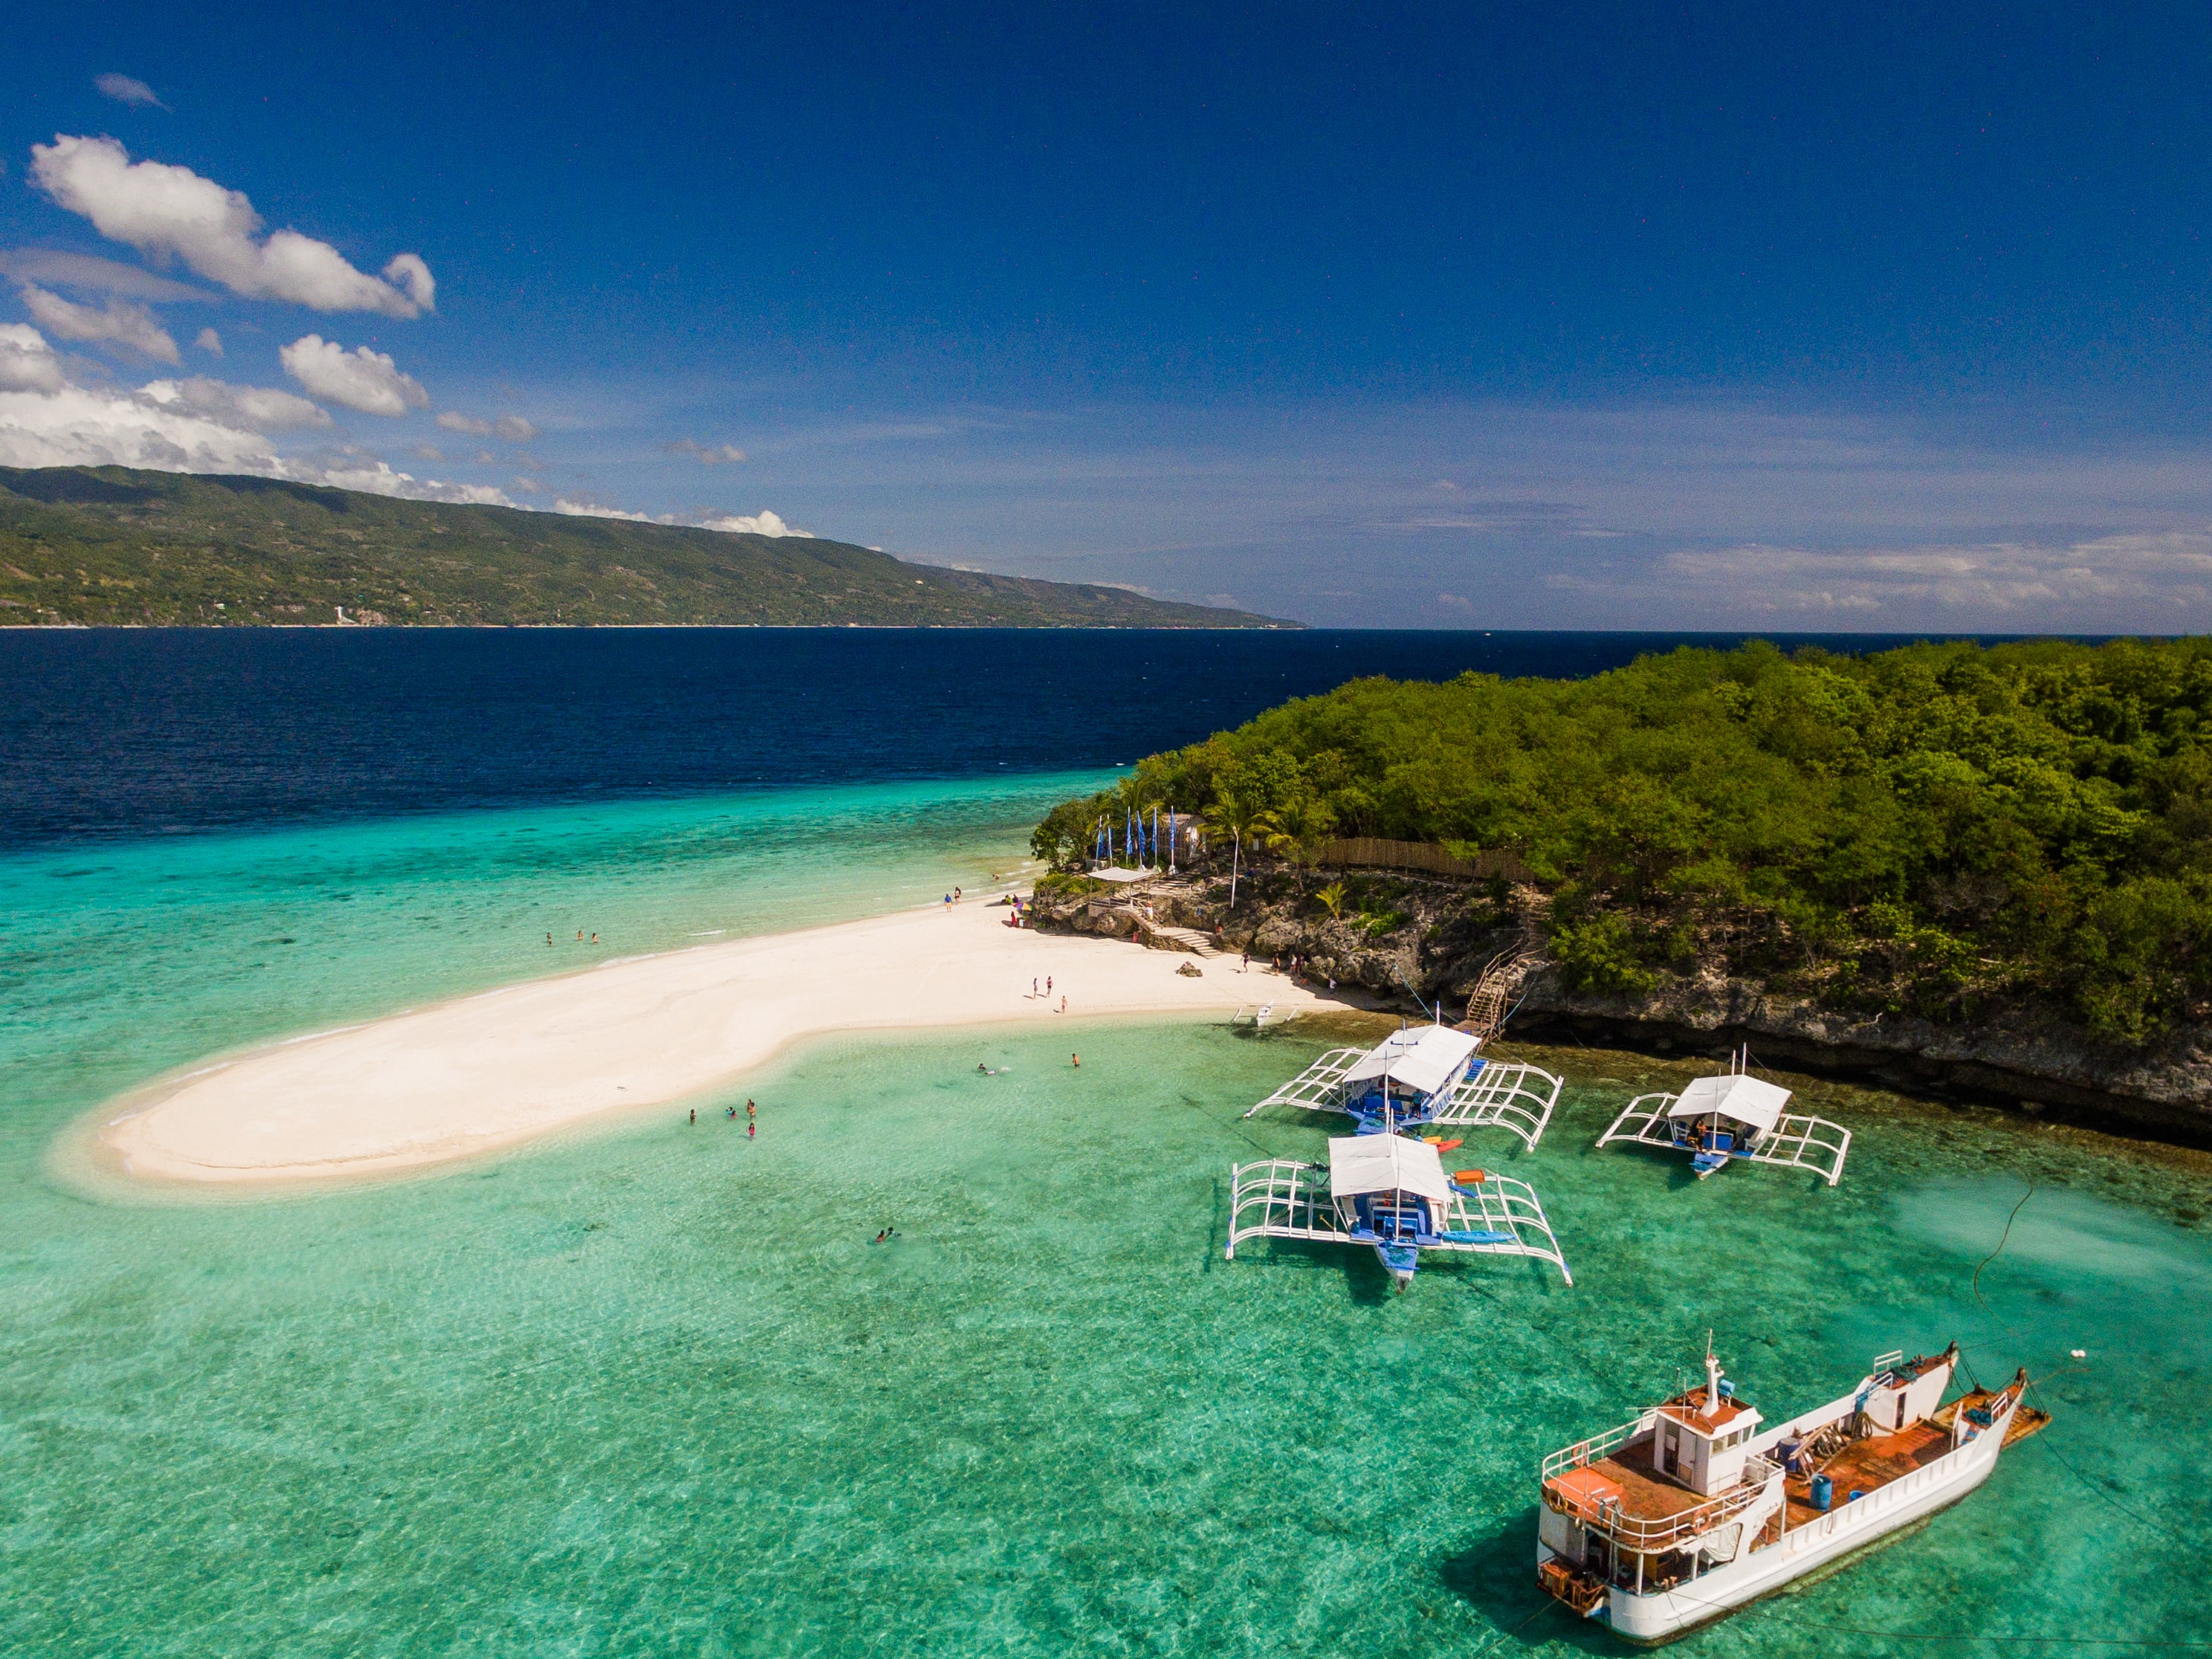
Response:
[97,903,1329,1187]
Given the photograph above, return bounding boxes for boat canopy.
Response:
[1327,1134,1454,1203]
[1339,1025,1480,1098]
[1666,1073,1791,1133]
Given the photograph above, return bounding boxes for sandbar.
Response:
[95,902,1330,1187]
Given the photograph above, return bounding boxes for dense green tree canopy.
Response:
[1037,640,2212,1046]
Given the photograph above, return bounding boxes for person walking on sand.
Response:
[1046,975,1052,996]
[1060,993,1067,1014]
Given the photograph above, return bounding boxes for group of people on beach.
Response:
[688,1099,757,1137]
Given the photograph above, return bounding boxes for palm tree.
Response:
[1203,789,1277,911]
[1262,792,1336,893]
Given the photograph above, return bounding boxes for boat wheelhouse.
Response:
[1244,1023,1563,1149]
[1597,1054,1849,1184]
[1536,1342,2045,1643]
[1225,1134,1571,1290]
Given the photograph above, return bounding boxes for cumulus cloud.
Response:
[0,370,513,505]
[0,325,65,394]
[552,498,809,537]
[194,326,221,355]
[17,282,179,361]
[436,410,537,441]
[30,136,433,318]
[279,335,427,416]
[0,248,213,301]
[664,437,747,464]
[94,74,166,109]
[142,375,331,431]
[0,378,288,472]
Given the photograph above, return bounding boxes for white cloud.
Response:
[436,410,537,441]
[0,380,285,471]
[142,375,331,431]
[381,253,434,313]
[698,510,801,536]
[17,282,179,362]
[0,248,213,301]
[553,498,809,537]
[664,437,747,464]
[29,136,433,318]
[0,324,66,394]
[194,326,221,355]
[279,335,427,416]
[94,74,166,109]
[1661,534,2212,617]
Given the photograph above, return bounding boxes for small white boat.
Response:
[1244,1021,1563,1148]
[1225,1134,1571,1290]
[1536,1342,2045,1643]
[1597,1050,1849,1184]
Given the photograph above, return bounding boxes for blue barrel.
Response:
[1811,1475,1833,1510]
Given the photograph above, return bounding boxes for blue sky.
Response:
[5,4,2212,628]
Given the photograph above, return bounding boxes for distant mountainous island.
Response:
[0,467,1292,629]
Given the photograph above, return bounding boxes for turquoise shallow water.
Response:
[4,778,2210,1657]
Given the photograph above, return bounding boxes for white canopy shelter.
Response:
[1326,1134,1454,1204]
[1339,1025,1480,1099]
[1666,1073,1792,1134]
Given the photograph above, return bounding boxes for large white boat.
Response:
[1536,1342,2046,1643]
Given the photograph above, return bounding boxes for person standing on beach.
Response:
[1060,994,1067,1013]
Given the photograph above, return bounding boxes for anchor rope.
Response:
[1962,1178,2204,1550]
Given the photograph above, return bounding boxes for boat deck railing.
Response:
[1542,1457,1782,1552]
[1430,1061,1563,1148]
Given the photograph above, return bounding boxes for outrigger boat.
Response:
[1226,1137,1571,1289]
[1596,1051,1850,1185]
[1536,1341,2046,1643]
[1243,1022,1564,1149]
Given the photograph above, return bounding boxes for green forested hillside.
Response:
[1037,639,2212,1045]
[0,466,1289,629]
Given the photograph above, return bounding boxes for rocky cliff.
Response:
[1030,863,2212,1145]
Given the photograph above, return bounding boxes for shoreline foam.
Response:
[90,904,1330,1189]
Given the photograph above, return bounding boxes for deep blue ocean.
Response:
[1,628,2000,844]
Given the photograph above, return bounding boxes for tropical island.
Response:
[1029,638,2212,1139]
[0,466,1292,629]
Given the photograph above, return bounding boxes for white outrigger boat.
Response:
[1537,1342,2046,1643]
[1226,1136,1571,1289]
[1597,1052,1850,1185]
[1244,1022,1564,1149]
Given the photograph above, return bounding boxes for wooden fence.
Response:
[1314,838,1533,883]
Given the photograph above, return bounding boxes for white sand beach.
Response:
[97,902,1333,1186]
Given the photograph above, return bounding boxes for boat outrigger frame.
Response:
[1596,1051,1849,1185]
[1243,1026,1563,1149]
[1225,1156,1573,1286]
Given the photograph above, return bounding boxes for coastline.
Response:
[83,902,1333,1191]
